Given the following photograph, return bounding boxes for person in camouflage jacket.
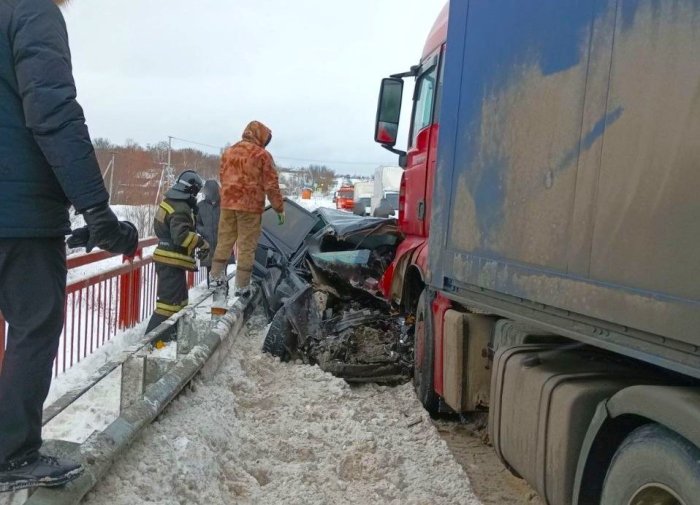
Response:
[211,121,285,297]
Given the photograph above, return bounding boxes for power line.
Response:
[169,135,388,166]
[273,155,385,166]
[169,136,222,151]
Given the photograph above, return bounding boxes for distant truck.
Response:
[335,184,354,211]
[371,166,402,217]
[373,1,700,504]
[353,181,373,216]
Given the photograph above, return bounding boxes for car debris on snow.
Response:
[254,199,412,384]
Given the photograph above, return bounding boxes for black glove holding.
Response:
[195,237,210,260]
[68,203,139,256]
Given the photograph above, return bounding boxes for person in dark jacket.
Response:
[196,180,221,286]
[146,171,209,343]
[0,0,138,492]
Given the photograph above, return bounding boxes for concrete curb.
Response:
[25,288,260,505]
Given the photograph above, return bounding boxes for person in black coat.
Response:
[196,180,221,285]
[0,0,137,492]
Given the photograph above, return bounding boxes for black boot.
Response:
[234,286,251,299]
[0,454,83,493]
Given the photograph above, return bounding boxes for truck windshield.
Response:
[339,190,353,199]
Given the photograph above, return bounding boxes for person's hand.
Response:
[277,212,285,226]
[196,237,210,260]
[79,204,138,256]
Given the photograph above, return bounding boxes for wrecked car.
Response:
[254,200,412,384]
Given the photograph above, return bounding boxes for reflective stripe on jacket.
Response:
[152,199,200,271]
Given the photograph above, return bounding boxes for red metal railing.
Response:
[0,238,207,376]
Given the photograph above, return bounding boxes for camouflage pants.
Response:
[211,209,262,289]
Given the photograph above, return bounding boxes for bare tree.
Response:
[306,164,336,194]
[122,205,156,238]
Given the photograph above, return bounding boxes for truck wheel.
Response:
[413,290,439,413]
[601,424,700,505]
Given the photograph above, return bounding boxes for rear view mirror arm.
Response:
[381,145,407,168]
[390,65,420,79]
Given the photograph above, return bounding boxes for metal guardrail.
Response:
[0,237,207,377]
[0,270,246,505]
[25,284,259,505]
[41,285,218,427]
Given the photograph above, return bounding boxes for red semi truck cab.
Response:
[373,5,447,308]
[377,1,700,503]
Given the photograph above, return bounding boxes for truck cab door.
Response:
[402,54,440,238]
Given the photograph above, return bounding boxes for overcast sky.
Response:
[62,0,446,175]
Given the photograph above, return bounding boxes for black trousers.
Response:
[0,238,66,465]
[146,264,188,338]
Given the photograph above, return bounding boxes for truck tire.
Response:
[414,289,439,413]
[601,424,700,505]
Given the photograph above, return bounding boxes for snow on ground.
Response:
[42,322,149,444]
[42,275,226,445]
[290,195,336,212]
[83,314,480,505]
[67,245,156,284]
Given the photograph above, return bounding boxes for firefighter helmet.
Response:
[167,170,203,200]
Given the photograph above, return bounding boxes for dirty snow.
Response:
[83,314,480,505]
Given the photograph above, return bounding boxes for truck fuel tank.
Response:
[489,344,660,505]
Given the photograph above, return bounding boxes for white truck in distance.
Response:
[353,181,374,215]
[372,166,402,218]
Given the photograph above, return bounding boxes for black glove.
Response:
[67,226,91,250]
[196,237,210,260]
[76,203,139,256]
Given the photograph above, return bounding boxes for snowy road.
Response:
[82,314,480,505]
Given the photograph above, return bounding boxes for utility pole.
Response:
[154,162,169,206]
[165,136,175,187]
[167,136,172,172]
[108,152,115,204]
[102,153,116,204]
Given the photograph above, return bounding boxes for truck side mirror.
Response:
[374,78,404,147]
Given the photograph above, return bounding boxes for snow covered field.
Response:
[290,195,336,212]
[82,314,480,505]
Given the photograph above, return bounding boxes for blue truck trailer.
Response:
[416,1,700,503]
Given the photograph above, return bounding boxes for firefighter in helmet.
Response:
[146,170,209,341]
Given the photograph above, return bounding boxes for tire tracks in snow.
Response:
[83,313,480,505]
